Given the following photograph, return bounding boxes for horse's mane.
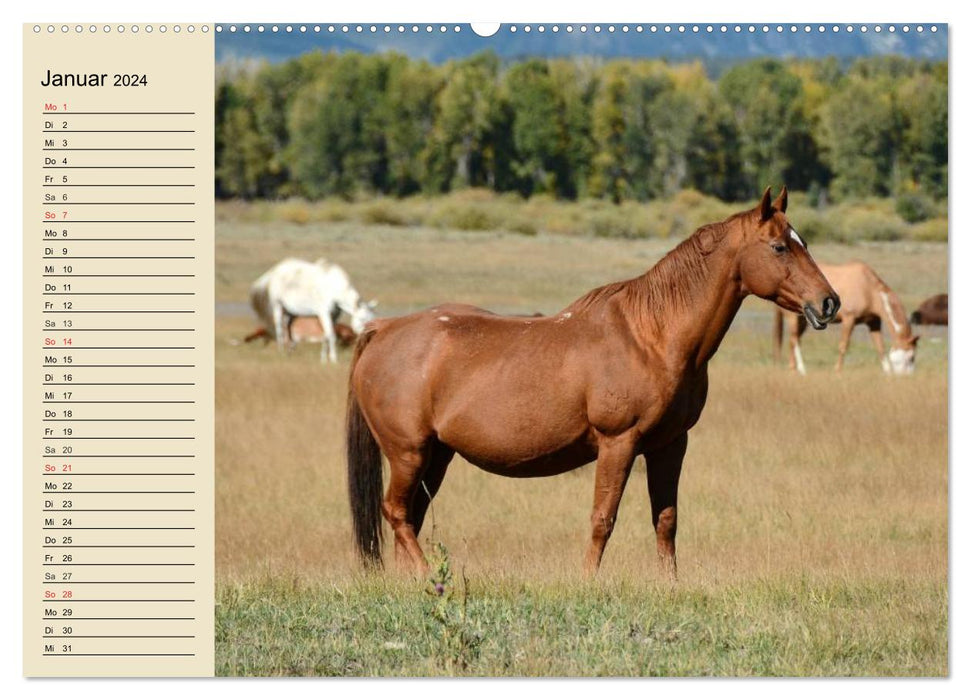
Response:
[566,213,742,325]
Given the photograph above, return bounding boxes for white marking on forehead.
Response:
[879,292,904,334]
[788,227,806,248]
[437,316,450,322]
[556,312,573,323]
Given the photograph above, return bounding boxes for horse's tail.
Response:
[346,328,384,567]
[249,277,272,329]
[772,307,785,363]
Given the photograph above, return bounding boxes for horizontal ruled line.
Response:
[43,309,196,312]
[43,166,196,169]
[43,437,195,440]
[41,581,195,584]
[40,454,195,457]
[43,400,195,404]
[42,566,195,569]
[42,330,195,333]
[43,543,197,548]
[44,184,195,187]
[43,274,195,277]
[42,202,195,205]
[44,526,196,529]
[41,473,194,477]
[42,617,196,621]
[43,111,196,115]
[42,382,195,385]
[43,130,196,133]
[43,509,194,512]
[42,238,196,241]
[43,635,196,639]
[43,257,196,260]
[43,148,195,151]
[40,220,196,223]
[43,420,194,424]
[42,293,196,296]
[42,491,194,495]
[43,654,196,657]
[42,364,196,368]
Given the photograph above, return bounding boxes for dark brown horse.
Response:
[910,293,948,326]
[346,188,839,577]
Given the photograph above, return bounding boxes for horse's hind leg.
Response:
[409,441,454,539]
[584,436,637,575]
[382,444,435,572]
[645,433,688,581]
[865,318,887,370]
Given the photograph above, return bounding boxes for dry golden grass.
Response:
[216,219,947,585]
[216,325,946,586]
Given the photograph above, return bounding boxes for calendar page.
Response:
[22,20,950,679]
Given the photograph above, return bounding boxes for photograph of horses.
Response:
[212,24,948,676]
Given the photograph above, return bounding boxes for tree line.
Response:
[215,52,947,204]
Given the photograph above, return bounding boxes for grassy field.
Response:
[214,206,948,676]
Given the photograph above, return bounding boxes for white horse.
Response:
[250,258,376,363]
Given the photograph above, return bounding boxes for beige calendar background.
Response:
[22,24,215,677]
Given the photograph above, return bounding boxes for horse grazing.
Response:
[773,261,919,375]
[910,293,948,326]
[242,318,358,347]
[250,258,375,363]
[346,188,839,577]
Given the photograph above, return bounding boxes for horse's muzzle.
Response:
[804,295,840,330]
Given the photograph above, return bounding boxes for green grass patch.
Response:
[215,573,946,677]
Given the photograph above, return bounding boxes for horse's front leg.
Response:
[583,435,637,575]
[318,312,338,363]
[645,433,688,580]
[835,314,856,372]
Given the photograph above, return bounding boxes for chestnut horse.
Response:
[346,188,839,577]
[773,262,919,375]
[242,318,358,347]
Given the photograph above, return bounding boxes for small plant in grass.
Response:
[424,542,482,672]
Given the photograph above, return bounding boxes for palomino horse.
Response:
[250,258,375,363]
[243,318,358,347]
[773,261,919,375]
[347,188,839,577]
[910,293,948,326]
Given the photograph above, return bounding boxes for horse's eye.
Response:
[771,242,787,254]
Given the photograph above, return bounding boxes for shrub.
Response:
[277,200,311,225]
[361,200,407,226]
[911,218,948,242]
[836,209,906,242]
[895,192,937,224]
[430,203,501,231]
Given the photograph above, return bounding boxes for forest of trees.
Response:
[215,52,947,205]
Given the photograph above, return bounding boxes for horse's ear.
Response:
[772,185,788,214]
[911,335,921,347]
[760,187,773,221]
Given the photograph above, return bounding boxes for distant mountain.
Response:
[215,23,948,66]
